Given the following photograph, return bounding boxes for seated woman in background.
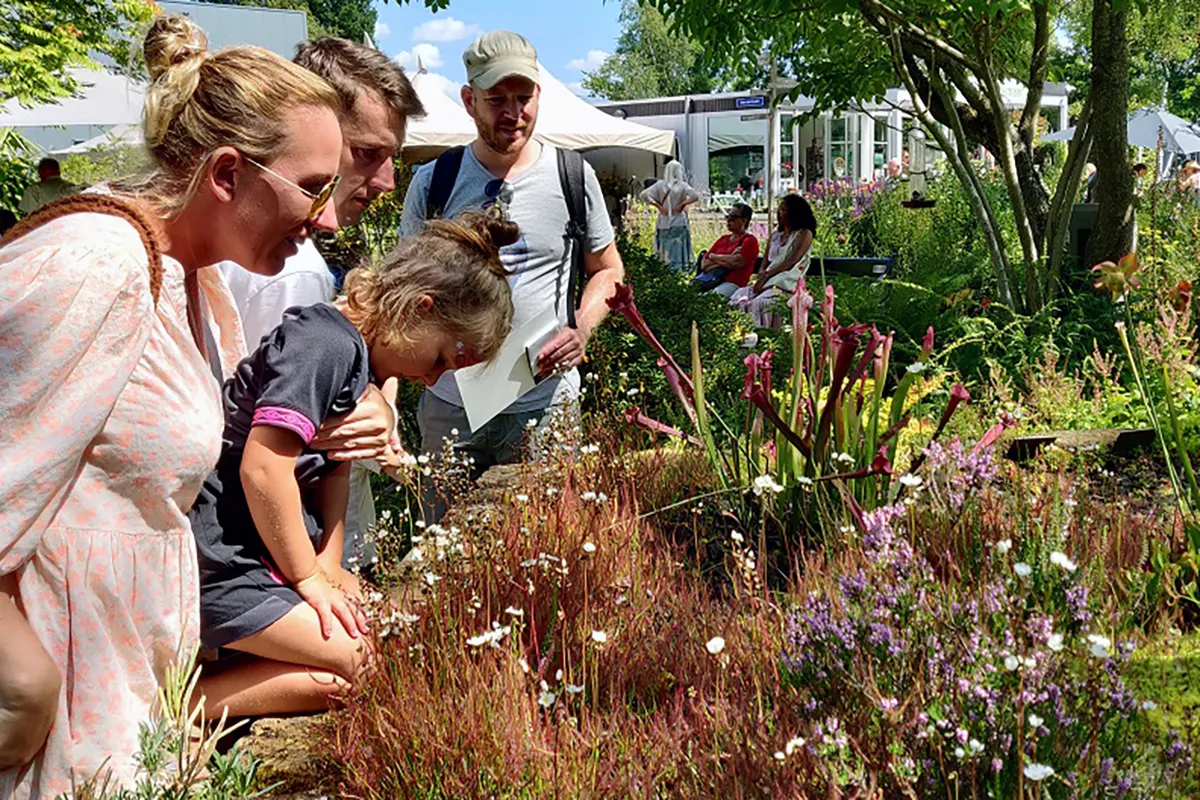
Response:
[729,194,817,328]
[693,202,759,298]
[640,160,700,271]
[191,214,515,718]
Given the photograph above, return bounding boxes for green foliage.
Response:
[581,0,719,101]
[1055,0,1200,120]
[0,129,37,212]
[586,237,750,429]
[59,143,150,190]
[0,0,154,108]
[67,651,268,800]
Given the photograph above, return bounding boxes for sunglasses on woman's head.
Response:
[243,156,340,222]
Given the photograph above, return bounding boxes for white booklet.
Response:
[455,308,560,432]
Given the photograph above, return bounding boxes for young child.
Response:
[190,213,517,717]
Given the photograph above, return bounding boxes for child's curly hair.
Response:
[342,212,517,362]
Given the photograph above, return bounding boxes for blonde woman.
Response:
[640,160,700,270]
[0,15,348,797]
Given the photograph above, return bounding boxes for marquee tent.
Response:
[403,63,675,160]
[403,70,477,160]
[533,64,674,155]
[0,68,146,129]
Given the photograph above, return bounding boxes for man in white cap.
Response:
[400,31,623,516]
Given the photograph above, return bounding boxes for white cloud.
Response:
[373,21,390,40]
[566,50,609,72]
[411,17,482,43]
[566,81,588,96]
[394,43,443,72]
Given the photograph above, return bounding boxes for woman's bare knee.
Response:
[0,656,61,769]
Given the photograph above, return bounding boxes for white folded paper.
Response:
[455,308,560,432]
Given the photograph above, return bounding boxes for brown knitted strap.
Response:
[1,194,164,305]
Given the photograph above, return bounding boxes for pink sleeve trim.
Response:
[252,406,317,444]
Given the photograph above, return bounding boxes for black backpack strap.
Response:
[557,147,587,330]
[426,145,466,219]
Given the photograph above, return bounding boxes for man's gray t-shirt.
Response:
[400,143,614,413]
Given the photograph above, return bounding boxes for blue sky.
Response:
[371,0,621,99]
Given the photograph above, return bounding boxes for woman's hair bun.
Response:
[144,14,209,82]
[480,215,521,251]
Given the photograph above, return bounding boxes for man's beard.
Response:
[479,117,533,156]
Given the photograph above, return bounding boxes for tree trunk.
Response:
[1086,0,1135,266]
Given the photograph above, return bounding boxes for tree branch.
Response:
[859,0,985,74]
[1019,0,1052,150]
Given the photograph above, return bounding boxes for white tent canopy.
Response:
[404,70,477,154]
[1042,107,1200,154]
[533,63,674,155]
[404,63,676,159]
[0,68,146,128]
[52,123,144,154]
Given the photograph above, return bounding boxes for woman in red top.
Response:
[693,203,760,297]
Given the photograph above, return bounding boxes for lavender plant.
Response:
[779,440,1191,798]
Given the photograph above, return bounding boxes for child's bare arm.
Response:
[242,427,365,640]
[241,426,316,583]
[315,461,350,575]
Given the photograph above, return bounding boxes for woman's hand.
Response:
[294,565,369,641]
[752,274,769,295]
[311,378,399,461]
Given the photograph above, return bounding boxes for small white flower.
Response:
[417,454,431,465]
[538,689,557,708]
[995,539,1012,555]
[773,751,786,761]
[796,476,814,487]
[1142,700,1158,711]
[907,362,926,374]
[898,473,923,488]
[1049,551,1077,573]
[597,492,608,503]
[968,738,984,754]
[954,746,965,759]
[752,474,785,495]
[580,491,597,501]
[423,571,441,586]
[591,630,608,644]
[1087,633,1112,659]
[582,542,596,554]
[730,531,745,543]
[1047,633,1064,652]
[515,493,529,503]
[1014,562,1032,578]
[1004,655,1020,671]
[706,636,726,655]
[518,657,530,674]
[526,418,539,429]
[785,736,805,755]
[1028,714,1044,729]
[505,606,525,617]
[1023,763,1054,781]
[450,427,459,436]
[555,668,563,681]
[566,683,585,695]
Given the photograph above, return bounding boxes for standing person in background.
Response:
[0,14,346,796]
[17,158,75,215]
[693,202,759,298]
[219,37,425,571]
[641,160,700,271]
[400,30,623,520]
